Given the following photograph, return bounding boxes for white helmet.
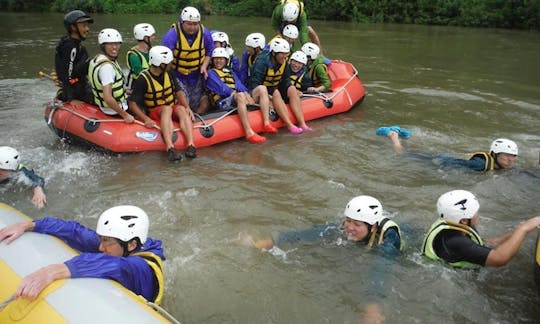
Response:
[270,38,290,53]
[282,2,300,22]
[133,23,155,40]
[437,190,480,223]
[0,146,20,171]
[245,32,265,49]
[490,138,518,155]
[149,45,173,66]
[96,205,149,244]
[211,47,229,59]
[282,24,299,40]
[290,50,307,65]
[301,42,320,60]
[181,6,201,22]
[344,196,384,225]
[98,28,122,44]
[212,31,229,45]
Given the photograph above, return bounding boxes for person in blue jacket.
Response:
[376,126,519,172]
[0,205,165,305]
[240,32,266,86]
[249,195,403,323]
[0,146,47,209]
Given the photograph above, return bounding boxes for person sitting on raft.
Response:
[301,42,331,93]
[88,28,135,124]
[206,47,275,144]
[128,46,197,161]
[248,38,312,134]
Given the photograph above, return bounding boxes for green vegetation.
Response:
[1,0,539,29]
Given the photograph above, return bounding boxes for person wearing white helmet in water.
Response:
[422,190,540,269]
[54,9,94,106]
[271,0,322,51]
[128,45,197,160]
[206,47,268,144]
[248,195,403,323]
[211,30,241,76]
[376,129,519,171]
[248,38,312,134]
[88,28,135,123]
[126,23,156,92]
[0,146,47,209]
[162,6,214,114]
[240,32,267,86]
[0,205,166,304]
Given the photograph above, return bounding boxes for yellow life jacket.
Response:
[88,56,126,108]
[126,47,150,89]
[133,251,165,305]
[210,68,236,103]
[263,55,287,88]
[468,151,496,171]
[289,69,306,90]
[421,219,484,269]
[139,70,176,108]
[366,218,403,250]
[171,22,206,75]
[308,61,328,88]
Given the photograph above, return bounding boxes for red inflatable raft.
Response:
[44,60,365,153]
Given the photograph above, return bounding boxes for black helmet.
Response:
[63,10,94,30]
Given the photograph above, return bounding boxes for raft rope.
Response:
[146,301,182,324]
[0,295,15,312]
[192,108,238,130]
[300,60,358,101]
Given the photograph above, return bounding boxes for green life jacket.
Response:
[421,219,484,269]
[88,55,126,108]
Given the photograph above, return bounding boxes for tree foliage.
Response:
[0,0,538,29]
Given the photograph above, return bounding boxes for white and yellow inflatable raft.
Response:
[0,203,172,323]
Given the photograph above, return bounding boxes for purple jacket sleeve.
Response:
[34,217,100,252]
[206,70,234,98]
[65,253,157,301]
[161,27,177,51]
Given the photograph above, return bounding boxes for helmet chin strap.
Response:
[143,37,152,50]
[366,223,378,248]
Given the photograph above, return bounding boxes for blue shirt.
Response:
[34,217,165,302]
[0,164,45,188]
[206,69,248,102]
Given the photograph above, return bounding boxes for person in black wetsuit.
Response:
[422,189,540,269]
[54,10,94,106]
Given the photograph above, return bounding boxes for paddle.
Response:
[38,71,57,82]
